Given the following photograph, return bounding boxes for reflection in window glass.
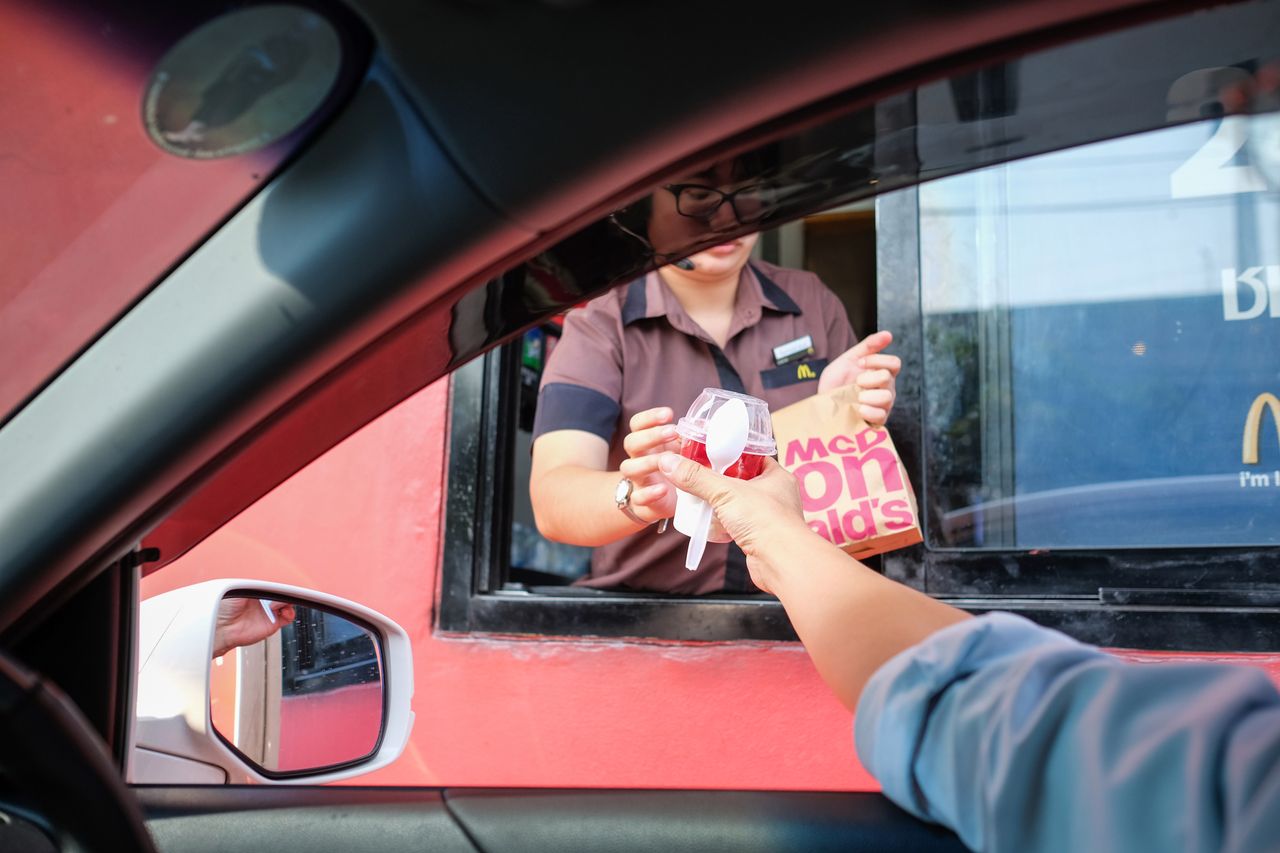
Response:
[510,323,594,582]
[281,608,379,695]
[921,114,1280,549]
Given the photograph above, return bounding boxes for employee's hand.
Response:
[618,406,682,522]
[213,597,295,658]
[819,330,900,426]
[659,453,816,593]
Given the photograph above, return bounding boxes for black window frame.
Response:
[280,605,381,697]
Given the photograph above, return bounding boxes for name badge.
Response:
[772,334,815,366]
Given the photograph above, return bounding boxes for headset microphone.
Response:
[674,258,695,271]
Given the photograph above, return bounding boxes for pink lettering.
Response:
[855,428,888,453]
[826,509,846,544]
[841,500,878,541]
[785,437,829,466]
[807,518,832,544]
[881,499,914,531]
[794,460,843,512]
[841,448,904,501]
[829,434,856,454]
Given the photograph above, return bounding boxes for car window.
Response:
[451,112,1279,633]
[439,0,1280,639]
[138,0,1280,793]
[0,1,366,424]
[94,0,1277,585]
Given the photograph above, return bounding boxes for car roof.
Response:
[0,0,1197,632]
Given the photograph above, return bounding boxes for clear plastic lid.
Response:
[675,387,776,456]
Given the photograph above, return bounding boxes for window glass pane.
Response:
[921,112,1280,549]
[510,324,593,582]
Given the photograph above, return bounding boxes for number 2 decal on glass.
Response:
[1168,67,1268,199]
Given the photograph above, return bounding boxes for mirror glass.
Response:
[209,595,383,774]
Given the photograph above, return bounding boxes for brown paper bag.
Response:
[771,385,922,559]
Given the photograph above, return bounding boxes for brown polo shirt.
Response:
[533,260,857,594]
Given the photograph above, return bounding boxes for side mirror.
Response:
[129,579,413,784]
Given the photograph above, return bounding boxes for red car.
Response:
[1,0,1278,850]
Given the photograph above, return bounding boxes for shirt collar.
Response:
[620,276,651,326]
[750,263,803,315]
[621,262,803,329]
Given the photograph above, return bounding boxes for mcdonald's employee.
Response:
[528,162,900,594]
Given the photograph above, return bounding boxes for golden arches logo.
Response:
[1243,392,1280,465]
[796,363,817,380]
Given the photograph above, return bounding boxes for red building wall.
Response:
[142,378,1280,790]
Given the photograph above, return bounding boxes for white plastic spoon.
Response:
[685,398,749,571]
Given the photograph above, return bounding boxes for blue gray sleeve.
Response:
[855,612,1280,853]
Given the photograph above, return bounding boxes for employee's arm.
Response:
[530,408,678,547]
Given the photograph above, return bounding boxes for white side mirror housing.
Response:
[129,578,413,784]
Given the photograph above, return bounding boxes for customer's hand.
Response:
[213,597,295,658]
[819,330,900,425]
[659,453,816,592]
[618,406,682,522]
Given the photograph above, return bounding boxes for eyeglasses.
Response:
[663,183,770,224]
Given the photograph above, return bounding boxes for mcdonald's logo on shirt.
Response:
[1243,392,1280,464]
[760,358,828,389]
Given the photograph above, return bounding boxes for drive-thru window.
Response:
[440,3,1280,646]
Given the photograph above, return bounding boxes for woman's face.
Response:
[680,233,759,279]
[646,161,760,278]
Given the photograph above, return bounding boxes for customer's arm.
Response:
[856,612,1280,852]
[661,453,1280,853]
[657,453,968,709]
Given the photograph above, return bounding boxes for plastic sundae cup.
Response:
[671,388,776,537]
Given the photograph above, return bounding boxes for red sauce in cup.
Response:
[678,436,767,480]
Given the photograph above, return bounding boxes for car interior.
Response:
[1,0,1278,850]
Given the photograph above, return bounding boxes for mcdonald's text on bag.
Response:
[786,429,915,544]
